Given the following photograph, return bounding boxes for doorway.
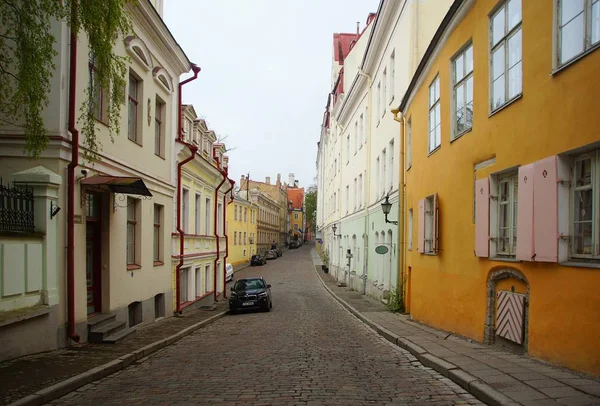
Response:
[86,192,102,315]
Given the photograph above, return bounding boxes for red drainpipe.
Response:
[66,3,80,342]
[221,179,234,299]
[212,155,227,301]
[174,64,201,314]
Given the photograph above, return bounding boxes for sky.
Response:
[164,0,379,189]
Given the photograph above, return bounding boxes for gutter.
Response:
[175,64,201,314]
[212,150,227,302]
[392,108,406,310]
[66,2,80,343]
[221,178,235,299]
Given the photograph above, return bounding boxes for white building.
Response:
[0,0,191,360]
[316,0,452,301]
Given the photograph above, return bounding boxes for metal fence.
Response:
[0,179,34,233]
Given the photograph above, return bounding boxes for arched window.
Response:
[124,36,153,71]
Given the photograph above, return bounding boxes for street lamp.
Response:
[332,223,341,237]
[381,194,398,225]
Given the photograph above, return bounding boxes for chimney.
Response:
[356,21,360,35]
[288,173,295,186]
[240,174,246,184]
[277,173,281,187]
[265,176,270,184]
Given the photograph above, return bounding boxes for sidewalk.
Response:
[0,300,229,406]
[310,249,600,406]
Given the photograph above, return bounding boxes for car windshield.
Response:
[234,279,265,291]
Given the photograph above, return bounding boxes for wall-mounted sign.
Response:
[375,245,388,255]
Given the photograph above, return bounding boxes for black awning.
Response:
[81,176,152,197]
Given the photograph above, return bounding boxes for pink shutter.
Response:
[534,156,558,262]
[418,199,425,253]
[475,178,490,257]
[516,164,535,261]
[433,193,439,254]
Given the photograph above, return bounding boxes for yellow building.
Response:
[398,0,600,375]
[226,193,258,265]
[172,105,231,314]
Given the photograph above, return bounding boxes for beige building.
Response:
[0,0,191,359]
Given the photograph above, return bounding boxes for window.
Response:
[408,208,413,250]
[234,231,237,245]
[453,44,474,137]
[244,232,247,245]
[358,174,363,207]
[195,194,202,234]
[345,185,349,214]
[376,82,381,121]
[382,69,387,116]
[381,149,387,195]
[359,114,364,146]
[244,207,247,222]
[155,97,165,157]
[128,74,140,143]
[490,0,522,111]
[390,51,395,102]
[558,0,600,66]
[496,172,518,257]
[127,198,138,265]
[195,267,202,297]
[218,203,223,234]
[354,122,358,154]
[424,195,437,254]
[180,268,189,303]
[205,264,211,294]
[205,198,211,235]
[354,178,357,210]
[182,189,189,233]
[376,157,380,197]
[153,204,162,263]
[346,134,350,164]
[428,76,441,153]
[389,140,394,190]
[407,118,412,169]
[294,213,299,220]
[234,205,238,220]
[571,151,599,258]
[88,54,105,121]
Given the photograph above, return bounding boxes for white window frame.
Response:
[491,171,518,258]
[428,76,441,153]
[204,264,211,294]
[195,193,201,235]
[381,148,387,196]
[359,114,364,147]
[489,0,522,112]
[205,197,211,235]
[376,82,381,124]
[407,118,412,169]
[557,0,600,67]
[346,134,350,164]
[452,43,474,138]
[570,150,600,259]
[182,188,189,233]
[408,208,413,251]
[390,51,395,103]
[354,122,358,154]
[424,196,435,254]
[382,68,387,117]
[389,140,394,191]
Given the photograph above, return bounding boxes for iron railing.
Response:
[0,179,34,233]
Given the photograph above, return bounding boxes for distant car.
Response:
[225,263,234,282]
[250,254,266,266]
[229,277,272,313]
[289,240,300,249]
[265,249,277,260]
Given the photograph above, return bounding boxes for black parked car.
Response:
[250,254,266,266]
[229,277,272,313]
[289,240,300,249]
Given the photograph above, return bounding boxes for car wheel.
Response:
[229,308,236,315]
[264,303,271,312]
[270,300,273,309]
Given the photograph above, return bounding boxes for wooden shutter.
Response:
[418,199,425,253]
[475,178,490,257]
[516,164,535,261]
[433,193,439,254]
[533,156,558,262]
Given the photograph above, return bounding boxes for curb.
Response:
[312,267,520,406]
[8,310,229,406]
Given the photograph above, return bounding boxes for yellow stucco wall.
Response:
[403,0,600,375]
[226,200,257,265]
[291,210,303,239]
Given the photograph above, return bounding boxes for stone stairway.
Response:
[87,313,136,344]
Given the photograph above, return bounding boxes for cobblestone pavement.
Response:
[50,245,483,406]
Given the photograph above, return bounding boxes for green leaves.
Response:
[0,0,134,159]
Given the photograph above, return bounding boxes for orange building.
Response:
[397,0,600,375]
[287,174,305,241]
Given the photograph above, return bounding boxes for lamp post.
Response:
[332,223,341,237]
[381,194,398,225]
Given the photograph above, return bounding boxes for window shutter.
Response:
[516,164,535,261]
[433,193,439,254]
[475,178,490,257]
[533,156,558,262]
[418,199,425,253]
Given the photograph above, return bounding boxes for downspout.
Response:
[175,64,201,314]
[222,178,234,299]
[358,68,372,295]
[212,152,227,302]
[66,3,80,342]
[392,108,406,309]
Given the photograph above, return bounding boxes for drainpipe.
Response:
[66,3,80,342]
[222,178,234,299]
[358,68,372,295]
[212,151,227,302]
[392,108,406,309]
[175,64,201,314]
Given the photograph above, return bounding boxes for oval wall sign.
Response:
[375,245,389,255]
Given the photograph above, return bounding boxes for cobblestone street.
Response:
[50,245,482,406]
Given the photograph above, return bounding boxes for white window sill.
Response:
[553,43,600,76]
[490,256,520,263]
[450,127,472,143]
[560,261,600,269]
[427,145,441,157]
[489,94,522,118]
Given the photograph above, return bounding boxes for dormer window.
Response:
[153,67,173,93]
